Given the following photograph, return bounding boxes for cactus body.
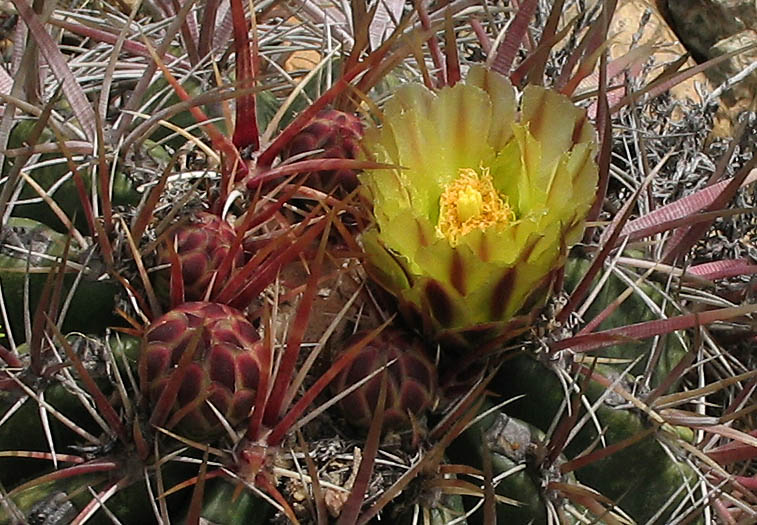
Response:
[0,218,118,343]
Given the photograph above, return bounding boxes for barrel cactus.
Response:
[2,2,755,524]
[360,65,598,348]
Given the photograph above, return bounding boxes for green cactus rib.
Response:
[0,462,197,525]
[448,409,550,523]
[0,381,103,489]
[0,332,210,525]
[395,490,468,525]
[0,334,140,488]
[139,76,228,150]
[484,257,699,522]
[562,257,688,386]
[0,218,120,343]
[4,122,139,234]
[494,353,699,523]
[196,478,272,525]
[0,473,100,525]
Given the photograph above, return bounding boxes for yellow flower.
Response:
[360,66,598,347]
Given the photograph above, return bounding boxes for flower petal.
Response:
[429,83,496,175]
[489,139,523,215]
[362,229,411,291]
[521,85,592,169]
[467,65,517,151]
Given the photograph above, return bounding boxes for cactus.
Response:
[1,1,755,524]
[0,218,119,342]
[3,121,139,233]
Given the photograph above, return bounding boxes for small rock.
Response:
[660,0,757,132]
[661,0,754,61]
[609,0,710,109]
[710,30,757,108]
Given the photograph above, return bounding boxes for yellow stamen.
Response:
[436,167,514,246]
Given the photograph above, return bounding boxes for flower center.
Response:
[436,166,514,246]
